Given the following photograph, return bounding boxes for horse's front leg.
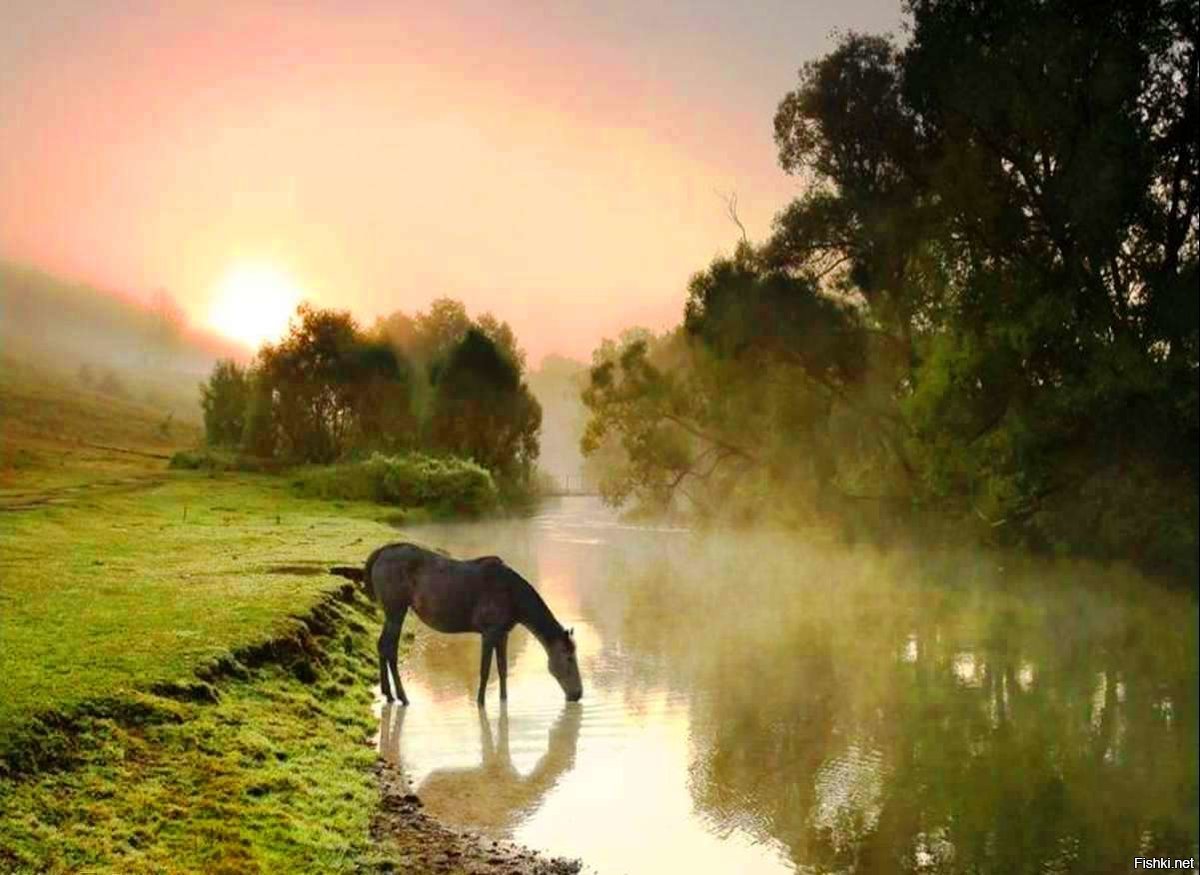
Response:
[478,634,495,707]
[387,607,409,706]
[496,633,509,702]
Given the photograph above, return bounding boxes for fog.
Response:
[0,261,246,422]
[385,497,1199,874]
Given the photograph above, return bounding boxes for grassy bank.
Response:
[0,462,409,871]
[0,474,401,752]
[0,585,388,873]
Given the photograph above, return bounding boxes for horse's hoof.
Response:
[400,698,409,707]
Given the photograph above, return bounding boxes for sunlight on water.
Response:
[373,497,1198,874]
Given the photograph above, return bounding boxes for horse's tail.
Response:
[332,542,442,604]
[330,564,374,601]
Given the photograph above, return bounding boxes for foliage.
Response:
[253,303,416,463]
[199,358,250,446]
[240,369,278,458]
[192,299,542,504]
[582,0,1198,580]
[168,448,279,474]
[428,328,542,483]
[291,451,499,516]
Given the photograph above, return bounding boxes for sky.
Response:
[0,0,904,363]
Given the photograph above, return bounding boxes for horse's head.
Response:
[547,628,582,702]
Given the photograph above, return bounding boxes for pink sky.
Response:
[0,0,902,363]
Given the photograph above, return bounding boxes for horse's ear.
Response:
[568,627,574,637]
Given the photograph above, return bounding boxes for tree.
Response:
[200,359,250,447]
[258,304,415,463]
[579,0,1197,576]
[429,328,541,481]
[897,0,1198,568]
[413,298,473,365]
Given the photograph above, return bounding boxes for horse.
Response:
[331,542,582,706]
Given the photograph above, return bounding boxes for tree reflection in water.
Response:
[602,538,1199,874]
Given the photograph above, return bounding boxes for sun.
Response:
[209,263,304,349]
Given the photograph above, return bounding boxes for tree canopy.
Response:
[583,0,1198,579]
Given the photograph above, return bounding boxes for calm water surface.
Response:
[375,497,1198,874]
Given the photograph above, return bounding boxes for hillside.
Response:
[0,260,249,406]
[0,354,203,502]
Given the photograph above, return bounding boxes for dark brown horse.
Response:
[332,543,582,705]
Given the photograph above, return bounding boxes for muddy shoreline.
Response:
[372,759,582,874]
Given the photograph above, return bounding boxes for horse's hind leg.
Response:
[378,613,404,703]
[377,623,394,702]
[496,632,509,702]
[387,607,409,706]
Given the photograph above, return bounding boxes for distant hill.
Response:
[0,261,252,422]
[0,261,248,374]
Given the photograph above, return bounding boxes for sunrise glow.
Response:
[208,263,303,350]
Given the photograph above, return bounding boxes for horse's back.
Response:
[368,543,437,609]
[372,544,515,633]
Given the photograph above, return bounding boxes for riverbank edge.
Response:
[0,579,582,874]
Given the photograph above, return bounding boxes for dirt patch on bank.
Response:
[372,762,582,875]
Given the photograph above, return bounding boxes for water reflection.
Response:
[384,498,1198,874]
[379,702,581,834]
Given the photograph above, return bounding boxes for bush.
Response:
[291,452,498,516]
[168,449,278,474]
[169,450,217,471]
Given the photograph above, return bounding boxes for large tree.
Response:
[257,304,415,463]
[429,328,542,481]
[582,0,1197,576]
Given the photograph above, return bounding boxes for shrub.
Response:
[291,452,498,516]
[169,450,216,471]
[168,449,278,474]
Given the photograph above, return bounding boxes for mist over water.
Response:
[379,497,1198,874]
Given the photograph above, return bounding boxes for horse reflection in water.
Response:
[379,703,582,835]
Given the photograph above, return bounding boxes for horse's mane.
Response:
[501,565,568,646]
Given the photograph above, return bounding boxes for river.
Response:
[374,496,1198,874]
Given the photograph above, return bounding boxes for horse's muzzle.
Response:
[567,692,582,702]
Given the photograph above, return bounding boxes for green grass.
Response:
[0,467,426,872]
[0,353,203,500]
[0,473,399,749]
[0,595,386,874]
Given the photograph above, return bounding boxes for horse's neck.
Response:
[508,570,562,644]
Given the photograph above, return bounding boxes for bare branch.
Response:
[714,189,748,244]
